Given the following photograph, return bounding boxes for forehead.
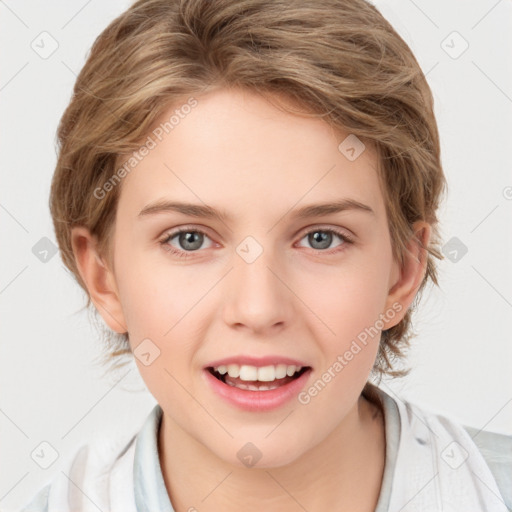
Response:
[116,88,386,223]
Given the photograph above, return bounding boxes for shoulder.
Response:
[19,405,163,512]
[462,425,512,510]
[369,384,512,511]
[405,399,512,510]
[19,435,137,512]
[408,399,512,510]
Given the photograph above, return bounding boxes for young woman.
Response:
[22,0,511,510]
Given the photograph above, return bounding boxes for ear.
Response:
[71,226,128,334]
[382,221,431,330]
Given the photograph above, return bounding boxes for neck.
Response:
[158,392,385,512]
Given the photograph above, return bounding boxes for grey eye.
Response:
[307,231,333,250]
[176,231,204,251]
[298,229,346,251]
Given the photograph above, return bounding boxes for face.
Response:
[99,87,405,467]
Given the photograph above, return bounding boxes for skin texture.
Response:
[72,87,430,511]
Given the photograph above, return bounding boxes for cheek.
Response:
[113,242,196,335]
[302,254,392,340]
[297,263,389,410]
[113,249,212,382]
[115,259,203,402]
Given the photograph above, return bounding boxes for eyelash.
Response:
[159,226,354,259]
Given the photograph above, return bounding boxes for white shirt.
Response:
[21,384,512,511]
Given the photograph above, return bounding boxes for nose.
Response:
[222,243,293,335]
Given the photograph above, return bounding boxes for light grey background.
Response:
[1,0,511,509]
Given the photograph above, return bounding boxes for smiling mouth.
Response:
[207,366,310,391]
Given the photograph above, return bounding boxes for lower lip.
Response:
[203,368,312,412]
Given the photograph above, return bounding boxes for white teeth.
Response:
[275,364,288,379]
[227,364,240,378]
[286,365,297,377]
[214,363,304,382]
[225,380,281,391]
[257,365,276,382]
[239,365,258,381]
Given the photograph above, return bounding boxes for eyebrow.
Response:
[138,198,375,222]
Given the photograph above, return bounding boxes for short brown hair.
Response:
[50,0,447,378]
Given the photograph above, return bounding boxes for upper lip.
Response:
[206,355,311,369]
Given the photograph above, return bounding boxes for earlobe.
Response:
[383,221,431,330]
[70,226,128,334]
